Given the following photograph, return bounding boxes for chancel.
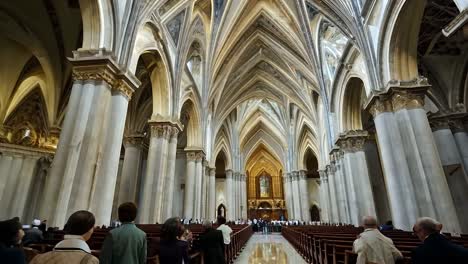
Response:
[1,0,468,263]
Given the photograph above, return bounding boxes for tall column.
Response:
[366,81,461,232]
[326,164,340,223]
[183,152,197,219]
[162,126,180,220]
[117,135,144,206]
[283,173,293,219]
[225,170,234,220]
[40,50,139,227]
[451,117,468,175]
[208,167,216,220]
[430,115,468,232]
[298,170,311,222]
[318,170,329,222]
[235,172,241,219]
[201,160,209,219]
[331,148,351,224]
[336,131,377,226]
[291,171,302,220]
[193,152,204,220]
[241,174,247,219]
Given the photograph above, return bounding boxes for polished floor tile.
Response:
[234,234,307,264]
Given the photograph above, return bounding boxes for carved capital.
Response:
[186,151,197,161]
[123,135,145,148]
[391,90,425,112]
[336,130,368,153]
[148,120,181,140]
[450,119,466,133]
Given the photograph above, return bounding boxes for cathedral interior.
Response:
[0,0,467,234]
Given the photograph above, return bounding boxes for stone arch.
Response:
[79,0,115,50]
[341,77,370,131]
[381,0,426,83]
[180,99,202,148]
[310,204,320,221]
[215,150,227,178]
[303,148,319,178]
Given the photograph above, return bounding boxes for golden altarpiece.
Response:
[246,151,287,219]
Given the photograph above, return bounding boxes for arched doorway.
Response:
[310,205,320,221]
[217,204,226,218]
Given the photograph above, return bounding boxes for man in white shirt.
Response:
[353,216,402,264]
[216,216,232,245]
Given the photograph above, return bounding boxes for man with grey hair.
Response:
[198,219,225,264]
[353,216,402,264]
[412,217,468,264]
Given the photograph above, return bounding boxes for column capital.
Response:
[428,111,468,132]
[69,49,140,100]
[335,130,368,153]
[148,119,183,139]
[123,134,145,148]
[225,169,234,178]
[365,77,430,117]
[329,146,344,161]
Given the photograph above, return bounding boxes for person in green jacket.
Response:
[100,202,147,264]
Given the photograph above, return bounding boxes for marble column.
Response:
[117,135,144,205]
[331,148,351,224]
[241,174,247,219]
[235,172,241,219]
[366,81,461,232]
[208,167,216,219]
[162,126,180,220]
[299,170,311,222]
[326,164,340,223]
[193,153,204,220]
[225,170,234,220]
[430,116,468,232]
[283,173,293,220]
[291,171,302,220]
[183,152,197,218]
[40,50,139,227]
[201,160,209,219]
[451,117,468,176]
[336,131,377,226]
[318,170,330,222]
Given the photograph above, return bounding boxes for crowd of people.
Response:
[1,207,468,264]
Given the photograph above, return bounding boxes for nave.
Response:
[235,234,307,264]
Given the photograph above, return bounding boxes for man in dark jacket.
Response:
[23,219,44,246]
[199,220,225,264]
[100,202,147,264]
[412,217,468,264]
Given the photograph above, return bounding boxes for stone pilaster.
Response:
[290,171,302,220]
[117,135,145,206]
[326,163,340,222]
[225,169,234,220]
[283,173,293,219]
[208,167,216,219]
[365,78,461,232]
[193,151,205,220]
[330,147,351,223]
[299,170,311,222]
[183,151,198,218]
[41,50,139,227]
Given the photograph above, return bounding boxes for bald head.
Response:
[361,216,378,229]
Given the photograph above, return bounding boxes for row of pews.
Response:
[25,223,253,263]
[282,225,468,264]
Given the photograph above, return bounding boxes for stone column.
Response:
[162,126,180,219]
[40,50,139,227]
[298,170,311,222]
[366,80,461,232]
[331,148,351,224]
[291,171,302,220]
[117,135,144,206]
[201,160,209,219]
[326,164,340,223]
[318,170,329,222]
[430,115,468,232]
[225,170,234,220]
[336,131,377,226]
[241,174,247,219]
[183,151,197,218]
[451,117,468,175]
[208,167,216,219]
[235,172,241,219]
[193,152,204,220]
[283,173,293,219]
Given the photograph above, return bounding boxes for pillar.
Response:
[318,170,329,222]
[283,173,293,219]
[451,117,468,175]
[183,151,197,219]
[430,115,468,232]
[225,169,234,220]
[193,152,204,220]
[291,171,302,220]
[162,126,180,219]
[365,80,461,232]
[241,174,247,219]
[336,130,377,226]
[201,160,209,219]
[117,135,144,206]
[40,50,139,227]
[299,170,311,222]
[330,148,351,224]
[208,167,216,219]
[326,164,340,223]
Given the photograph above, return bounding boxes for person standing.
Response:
[198,220,225,264]
[100,202,147,264]
[353,216,402,264]
[159,217,190,264]
[0,217,26,264]
[31,211,98,264]
[412,217,468,264]
[23,219,44,246]
[216,216,232,245]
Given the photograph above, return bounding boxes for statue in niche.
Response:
[259,173,271,198]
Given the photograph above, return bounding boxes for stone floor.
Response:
[234,233,307,264]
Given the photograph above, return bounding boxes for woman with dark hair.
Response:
[0,217,26,263]
[30,210,98,264]
[158,217,190,264]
